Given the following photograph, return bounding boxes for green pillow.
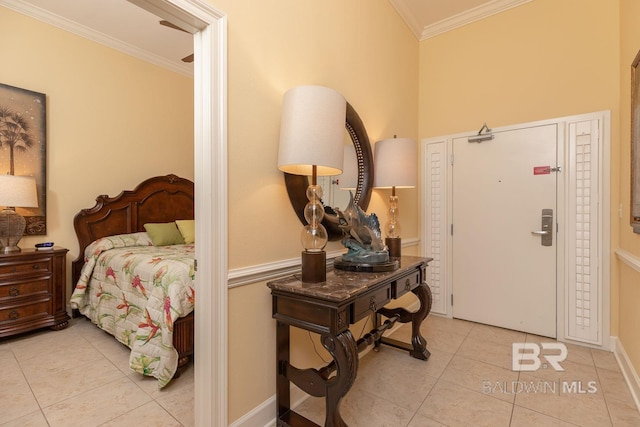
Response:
[175,219,195,244]
[144,222,185,246]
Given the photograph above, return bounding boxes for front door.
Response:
[451,124,558,338]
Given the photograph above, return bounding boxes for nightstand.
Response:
[0,247,70,338]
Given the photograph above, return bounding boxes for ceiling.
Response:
[0,0,531,76]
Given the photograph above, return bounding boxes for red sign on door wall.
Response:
[534,166,551,175]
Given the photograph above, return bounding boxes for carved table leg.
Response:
[321,330,358,427]
[376,283,432,360]
[408,283,432,360]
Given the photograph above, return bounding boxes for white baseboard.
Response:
[228,395,276,427]
[612,336,640,413]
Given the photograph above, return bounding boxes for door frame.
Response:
[420,111,610,350]
[130,0,228,425]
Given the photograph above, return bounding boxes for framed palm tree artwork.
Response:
[0,83,46,235]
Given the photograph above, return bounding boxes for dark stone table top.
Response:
[267,255,431,303]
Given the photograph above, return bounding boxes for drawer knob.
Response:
[9,310,19,320]
[369,296,377,312]
[33,264,40,270]
[9,287,19,297]
[405,279,411,291]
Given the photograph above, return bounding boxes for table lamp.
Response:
[338,144,358,191]
[277,85,346,282]
[374,137,417,258]
[0,175,38,253]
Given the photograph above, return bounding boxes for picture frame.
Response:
[0,83,46,235]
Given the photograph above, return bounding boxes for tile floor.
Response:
[0,317,193,427]
[2,314,640,426]
[295,315,640,427]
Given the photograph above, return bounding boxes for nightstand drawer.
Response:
[351,285,391,322]
[0,259,51,277]
[0,279,49,300]
[0,300,50,323]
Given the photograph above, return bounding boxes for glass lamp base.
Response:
[0,208,25,254]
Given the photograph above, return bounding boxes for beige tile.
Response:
[406,412,448,427]
[18,340,105,381]
[392,320,466,354]
[0,369,40,425]
[467,322,527,346]
[155,372,195,427]
[416,380,513,427]
[7,326,87,362]
[88,333,133,374]
[29,358,126,407]
[440,355,519,403]
[519,358,600,386]
[605,396,640,426]
[510,405,580,426]
[100,401,181,427]
[456,335,515,370]
[295,389,415,427]
[592,349,621,372]
[423,314,474,336]
[515,372,611,426]
[354,347,438,411]
[598,367,636,404]
[0,410,49,427]
[42,376,152,427]
[525,335,595,368]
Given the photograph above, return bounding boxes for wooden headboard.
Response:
[71,174,194,287]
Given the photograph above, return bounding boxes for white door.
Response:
[452,124,558,338]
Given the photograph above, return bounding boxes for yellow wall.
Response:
[211,0,420,420]
[419,0,619,136]
[0,7,194,287]
[619,0,640,371]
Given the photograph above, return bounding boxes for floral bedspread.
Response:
[70,232,195,388]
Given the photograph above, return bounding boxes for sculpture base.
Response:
[333,257,399,272]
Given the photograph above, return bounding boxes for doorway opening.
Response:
[128,0,228,425]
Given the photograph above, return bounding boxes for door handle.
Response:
[531,230,550,236]
[532,209,553,246]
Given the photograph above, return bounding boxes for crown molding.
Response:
[389,0,532,41]
[387,0,424,40]
[420,0,532,40]
[0,0,193,77]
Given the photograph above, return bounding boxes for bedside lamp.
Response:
[374,137,417,258]
[0,175,38,253]
[278,85,346,282]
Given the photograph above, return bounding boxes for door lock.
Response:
[531,208,553,246]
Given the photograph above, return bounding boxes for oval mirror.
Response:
[284,102,374,241]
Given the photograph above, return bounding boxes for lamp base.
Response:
[0,208,26,253]
[386,237,402,259]
[301,250,326,283]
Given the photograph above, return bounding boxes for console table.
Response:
[267,255,432,427]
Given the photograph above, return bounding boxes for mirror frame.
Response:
[284,102,374,241]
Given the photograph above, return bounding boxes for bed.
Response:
[70,174,195,388]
